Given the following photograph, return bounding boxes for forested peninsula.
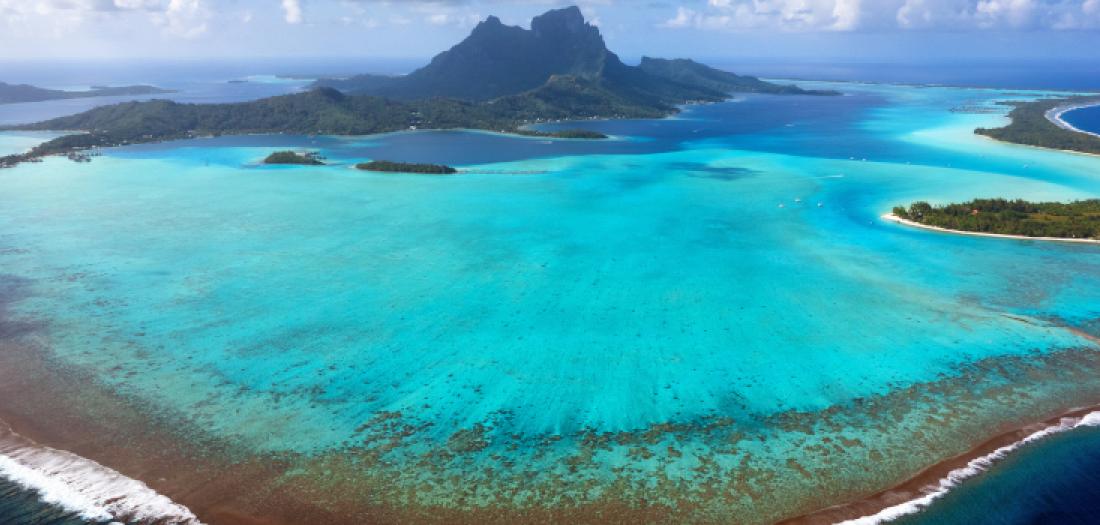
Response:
[891,198,1100,240]
[976,96,1100,155]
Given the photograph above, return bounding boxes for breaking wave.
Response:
[839,411,1100,525]
[0,422,202,524]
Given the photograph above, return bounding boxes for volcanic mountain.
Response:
[314,6,827,107]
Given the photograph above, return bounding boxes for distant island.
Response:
[0,6,835,169]
[357,160,457,174]
[976,96,1100,155]
[263,151,324,165]
[888,198,1100,242]
[0,81,173,105]
[312,10,835,102]
[514,129,608,139]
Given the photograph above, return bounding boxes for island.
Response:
[356,160,457,174]
[0,82,173,104]
[263,150,324,165]
[0,7,834,169]
[975,96,1100,155]
[514,129,608,139]
[888,198,1100,242]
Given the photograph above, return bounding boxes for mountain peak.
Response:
[323,5,610,102]
[475,15,503,31]
[531,6,588,35]
[311,5,822,103]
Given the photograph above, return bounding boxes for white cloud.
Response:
[581,5,601,26]
[831,0,861,29]
[0,0,213,38]
[153,0,209,38]
[660,6,695,27]
[665,0,1100,31]
[975,0,1035,28]
[112,0,161,9]
[402,1,484,28]
[282,0,303,24]
[662,0,869,31]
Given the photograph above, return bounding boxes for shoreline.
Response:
[973,132,1100,160]
[881,213,1100,245]
[1046,102,1100,139]
[782,402,1100,525]
[0,338,335,525]
[785,327,1100,524]
[0,420,203,524]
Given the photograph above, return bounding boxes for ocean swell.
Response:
[839,410,1100,525]
[0,422,202,525]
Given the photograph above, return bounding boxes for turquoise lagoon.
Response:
[1,82,1099,522]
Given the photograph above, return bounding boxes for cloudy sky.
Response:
[2,0,1099,62]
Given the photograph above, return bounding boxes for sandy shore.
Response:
[882,213,1100,245]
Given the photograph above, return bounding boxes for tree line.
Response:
[893,198,1100,239]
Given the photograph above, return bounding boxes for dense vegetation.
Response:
[0,132,119,168]
[637,58,836,96]
[514,128,608,139]
[0,82,171,104]
[976,96,1100,155]
[893,198,1100,239]
[0,88,520,168]
[263,151,324,165]
[357,161,457,174]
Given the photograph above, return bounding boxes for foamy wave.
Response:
[838,411,1100,525]
[0,424,203,524]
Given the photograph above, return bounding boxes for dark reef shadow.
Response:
[0,274,41,340]
[666,162,760,181]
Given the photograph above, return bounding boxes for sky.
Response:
[2,0,1100,63]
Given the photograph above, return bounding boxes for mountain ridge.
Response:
[314,6,829,104]
[1,6,837,169]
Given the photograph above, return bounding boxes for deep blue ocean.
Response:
[0,478,90,525]
[1,58,1100,525]
[1063,105,1100,136]
[902,424,1100,525]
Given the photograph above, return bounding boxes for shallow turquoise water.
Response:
[1,82,1099,520]
[0,132,65,156]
